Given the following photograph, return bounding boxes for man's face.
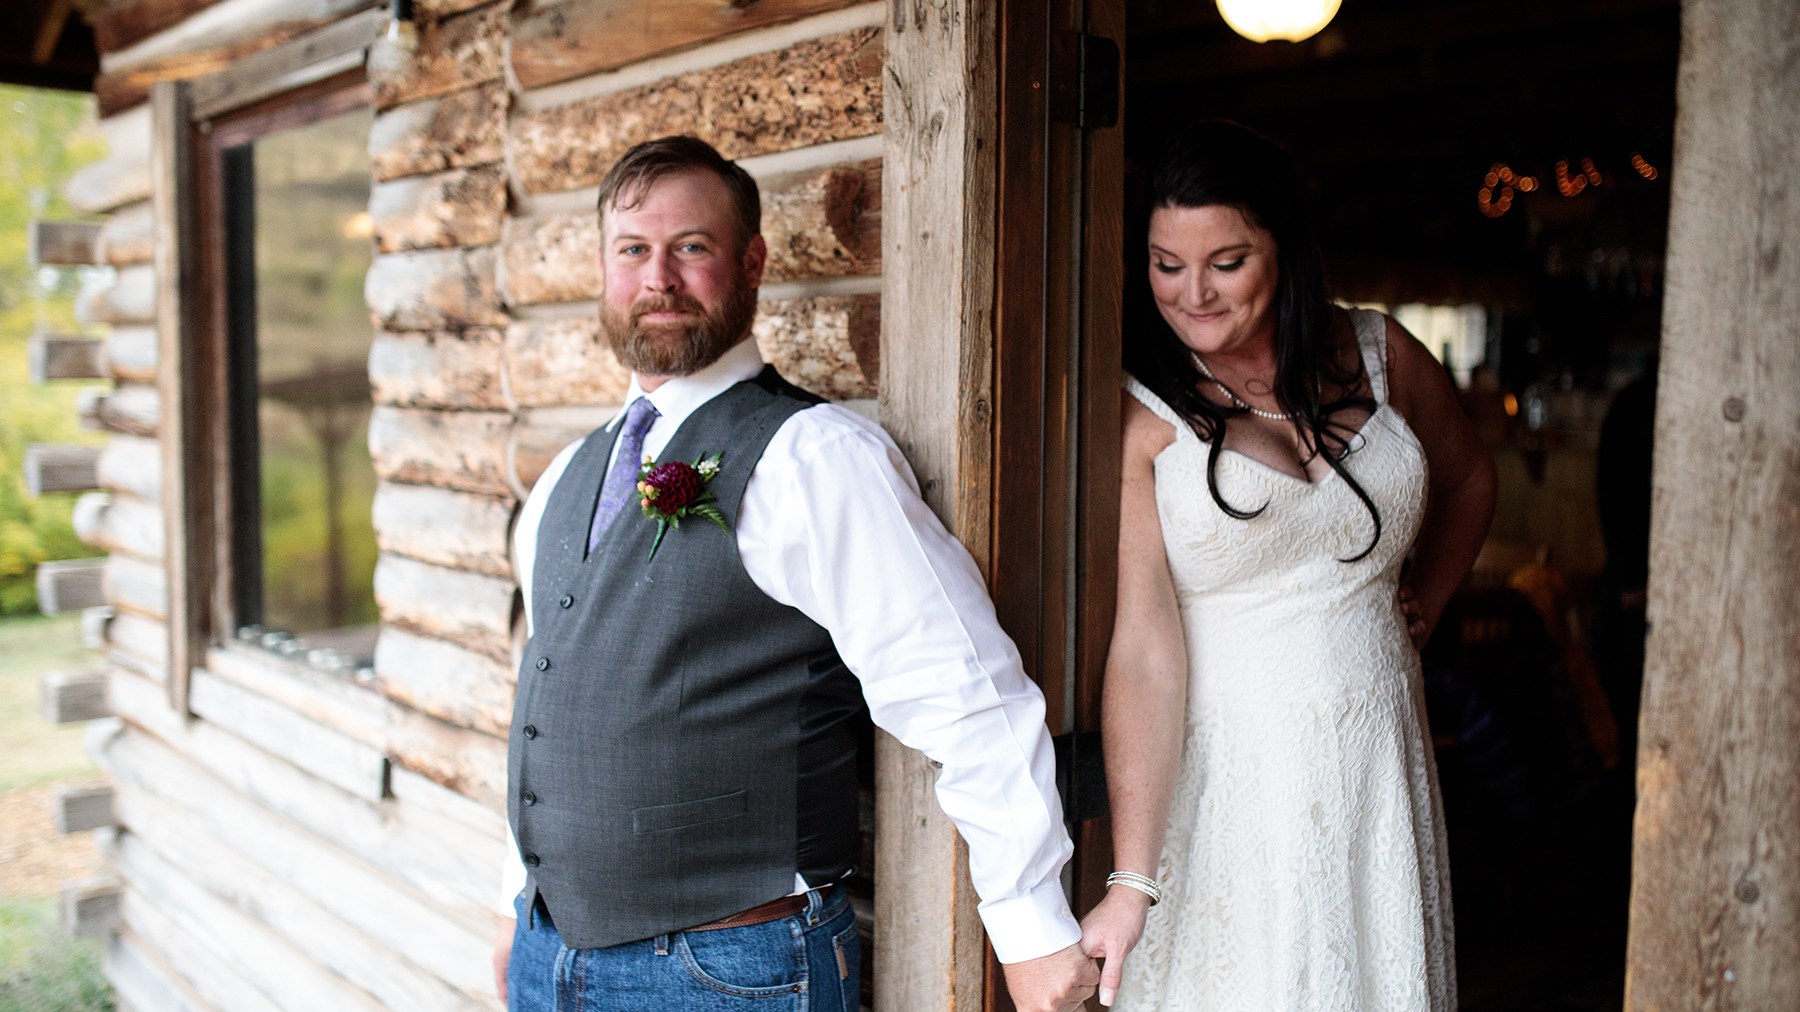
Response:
[599,168,766,379]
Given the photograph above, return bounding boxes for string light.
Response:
[1630,152,1659,180]
[1476,149,1661,219]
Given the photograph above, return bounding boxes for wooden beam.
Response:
[101,326,159,383]
[368,406,513,497]
[365,246,506,331]
[28,334,104,382]
[367,2,504,109]
[24,443,102,495]
[368,328,507,410]
[372,627,514,738]
[368,164,507,255]
[370,82,506,183]
[41,670,111,724]
[77,384,161,437]
[753,294,879,400]
[508,0,865,90]
[61,878,122,938]
[96,435,163,500]
[1625,0,1800,1006]
[95,0,235,54]
[37,558,108,614]
[370,482,515,579]
[876,0,996,1006]
[55,784,117,833]
[187,8,382,120]
[79,263,156,325]
[96,201,154,266]
[65,152,153,215]
[372,553,515,661]
[30,220,103,266]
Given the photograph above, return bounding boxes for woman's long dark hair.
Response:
[1125,120,1383,561]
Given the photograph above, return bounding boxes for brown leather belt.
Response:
[685,893,810,933]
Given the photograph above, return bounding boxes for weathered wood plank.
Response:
[368,328,506,408]
[101,326,159,383]
[64,154,152,215]
[80,263,157,325]
[95,201,155,266]
[37,558,107,614]
[371,481,515,578]
[1625,0,1800,1007]
[370,163,506,253]
[55,784,116,833]
[94,0,235,53]
[366,246,506,331]
[368,2,505,109]
[24,443,102,495]
[373,553,514,661]
[382,709,508,811]
[104,612,169,682]
[875,0,998,1006]
[30,220,103,266]
[97,435,163,500]
[28,334,104,382]
[753,293,878,399]
[187,667,390,802]
[73,491,163,559]
[41,670,110,724]
[503,313,630,407]
[497,211,598,308]
[106,925,228,1012]
[370,82,507,183]
[61,878,122,938]
[507,405,611,497]
[509,0,863,90]
[78,384,161,437]
[368,406,513,496]
[187,8,382,120]
[104,554,168,619]
[373,626,513,738]
[511,27,882,195]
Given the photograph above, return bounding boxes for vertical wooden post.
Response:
[1626,0,1800,1007]
[152,80,208,713]
[877,0,999,1008]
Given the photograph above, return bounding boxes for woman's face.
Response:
[1147,204,1281,361]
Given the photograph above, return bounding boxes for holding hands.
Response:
[1079,883,1155,1006]
[1002,943,1101,1012]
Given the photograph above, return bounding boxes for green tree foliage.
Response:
[0,86,107,615]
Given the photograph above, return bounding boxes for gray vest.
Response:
[508,367,866,950]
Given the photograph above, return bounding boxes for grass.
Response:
[0,898,112,1012]
[0,614,100,793]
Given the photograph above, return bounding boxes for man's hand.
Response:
[492,916,515,1006]
[1001,942,1100,1012]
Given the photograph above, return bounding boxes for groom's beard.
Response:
[600,281,758,378]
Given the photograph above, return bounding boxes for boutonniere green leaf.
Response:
[636,452,728,561]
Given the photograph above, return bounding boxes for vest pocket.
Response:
[632,789,748,833]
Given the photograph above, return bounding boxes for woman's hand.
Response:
[1080,886,1155,1006]
[1397,585,1429,648]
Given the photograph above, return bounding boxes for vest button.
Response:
[535,656,550,671]
[559,594,574,609]
[524,853,541,868]
[521,790,537,806]
[523,724,538,739]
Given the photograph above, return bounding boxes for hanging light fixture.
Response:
[1216,0,1342,43]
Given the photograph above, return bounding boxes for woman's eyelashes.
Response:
[1153,259,1183,274]
[1152,257,1247,274]
[1211,257,1246,272]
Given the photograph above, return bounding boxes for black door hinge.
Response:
[1049,31,1121,130]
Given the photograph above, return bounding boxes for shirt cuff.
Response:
[978,881,1084,964]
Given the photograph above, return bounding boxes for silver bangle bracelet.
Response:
[1106,871,1162,905]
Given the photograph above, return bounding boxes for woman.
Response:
[1079,121,1495,1009]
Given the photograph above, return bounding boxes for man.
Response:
[493,136,1098,1012]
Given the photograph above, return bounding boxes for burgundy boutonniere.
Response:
[637,452,728,561]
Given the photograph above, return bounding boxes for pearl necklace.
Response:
[1190,352,1294,421]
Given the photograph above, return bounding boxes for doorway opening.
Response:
[1122,1,1679,1006]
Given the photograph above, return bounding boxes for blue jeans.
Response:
[508,888,861,1011]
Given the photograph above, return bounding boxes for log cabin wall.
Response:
[54,1,890,1007]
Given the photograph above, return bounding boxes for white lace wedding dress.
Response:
[1114,309,1454,1010]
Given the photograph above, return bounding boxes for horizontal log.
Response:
[368,328,506,409]
[56,784,117,834]
[761,159,882,282]
[373,554,514,660]
[78,384,161,437]
[187,666,390,802]
[113,888,298,1012]
[95,0,241,54]
[507,405,611,497]
[370,82,507,183]
[369,163,506,253]
[509,0,864,90]
[96,201,155,266]
[97,435,163,500]
[24,443,103,495]
[497,211,599,308]
[503,313,631,407]
[365,246,506,331]
[383,710,508,812]
[62,878,122,938]
[37,558,108,614]
[41,670,110,724]
[65,153,152,215]
[105,554,168,620]
[369,406,513,496]
[368,3,505,109]
[373,627,513,738]
[371,481,515,578]
[70,492,109,547]
[101,325,159,383]
[511,26,883,195]
[28,334,104,382]
[419,0,493,16]
[105,612,169,682]
[31,220,103,266]
[106,927,222,1012]
[753,294,879,399]
[79,263,156,325]
[73,491,164,559]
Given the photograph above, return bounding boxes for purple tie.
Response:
[588,397,660,553]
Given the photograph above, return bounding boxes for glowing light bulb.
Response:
[1216,0,1342,43]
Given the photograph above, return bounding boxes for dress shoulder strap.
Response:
[1352,308,1392,404]
[1123,376,1192,437]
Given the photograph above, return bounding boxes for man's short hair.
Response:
[596,136,761,247]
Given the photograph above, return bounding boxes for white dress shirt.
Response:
[503,338,1081,963]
